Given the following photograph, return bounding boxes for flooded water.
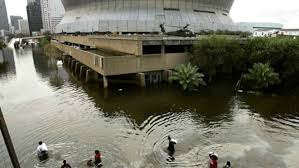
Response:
[0,45,299,168]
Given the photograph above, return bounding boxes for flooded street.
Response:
[1,46,299,168]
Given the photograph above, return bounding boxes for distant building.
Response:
[236,22,283,37]
[0,0,9,31]
[279,29,299,36]
[27,0,43,35]
[18,19,30,36]
[41,0,65,33]
[10,15,23,31]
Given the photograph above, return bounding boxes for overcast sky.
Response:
[4,0,299,28]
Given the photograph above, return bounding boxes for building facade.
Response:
[56,0,235,33]
[18,19,30,36]
[0,0,9,31]
[280,29,299,36]
[27,0,43,35]
[10,15,23,31]
[41,0,65,33]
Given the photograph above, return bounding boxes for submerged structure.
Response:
[56,0,235,33]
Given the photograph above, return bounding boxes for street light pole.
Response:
[0,107,21,168]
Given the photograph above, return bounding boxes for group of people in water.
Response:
[36,136,232,168]
[36,141,102,167]
[168,136,232,168]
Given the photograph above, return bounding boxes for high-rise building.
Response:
[0,0,9,31]
[27,0,43,35]
[10,15,23,31]
[18,19,30,36]
[41,0,65,33]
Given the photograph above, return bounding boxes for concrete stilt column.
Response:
[75,62,81,75]
[67,58,72,67]
[79,65,87,79]
[103,76,108,89]
[71,60,77,70]
[138,73,146,87]
[163,70,173,83]
[85,70,93,83]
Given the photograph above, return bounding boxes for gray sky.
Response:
[4,0,299,28]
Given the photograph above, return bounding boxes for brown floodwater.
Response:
[0,46,299,168]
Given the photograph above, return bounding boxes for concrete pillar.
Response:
[163,70,173,83]
[79,65,87,79]
[71,60,77,70]
[75,62,81,75]
[103,76,108,89]
[85,70,93,83]
[138,73,146,87]
[67,58,72,67]
[161,44,165,54]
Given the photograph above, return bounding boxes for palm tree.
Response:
[243,63,280,91]
[170,63,206,91]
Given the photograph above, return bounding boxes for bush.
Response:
[191,36,244,82]
[170,63,206,91]
[244,37,299,87]
[243,63,280,91]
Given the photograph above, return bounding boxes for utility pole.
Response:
[0,107,21,168]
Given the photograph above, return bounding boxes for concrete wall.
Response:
[90,37,142,55]
[52,41,189,76]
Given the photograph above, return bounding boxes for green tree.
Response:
[170,63,206,91]
[243,63,280,91]
[191,36,244,82]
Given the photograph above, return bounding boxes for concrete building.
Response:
[41,0,65,33]
[279,29,299,36]
[56,0,236,33]
[18,19,30,36]
[235,22,283,37]
[0,0,9,31]
[10,15,23,31]
[27,0,43,35]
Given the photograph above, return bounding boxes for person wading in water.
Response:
[167,136,177,161]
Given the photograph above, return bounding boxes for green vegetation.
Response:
[191,36,244,82]
[197,30,252,38]
[170,63,206,91]
[191,36,299,92]
[39,31,52,47]
[243,63,280,91]
[44,44,63,58]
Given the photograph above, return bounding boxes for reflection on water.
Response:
[0,46,299,168]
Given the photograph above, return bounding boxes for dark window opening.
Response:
[165,45,185,53]
[222,13,228,16]
[193,9,215,14]
[164,8,180,11]
[143,45,162,55]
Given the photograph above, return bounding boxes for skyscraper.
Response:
[41,0,65,33]
[10,15,23,31]
[27,0,43,35]
[0,0,9,31]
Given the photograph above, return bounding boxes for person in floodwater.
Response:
[87,150,102,167]
[167,136,177,161]
[223,161,232,168]
[61,160,72,168]
[167,136,177,152]
[209,152,218,168]
[36,141,48,160]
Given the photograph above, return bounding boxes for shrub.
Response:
[170,63,206,91]
[243,63,280,91]
[191,36,244,82]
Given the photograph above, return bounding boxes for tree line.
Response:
[171,36,299,93]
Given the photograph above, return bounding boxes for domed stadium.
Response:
[56,0,235,33]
